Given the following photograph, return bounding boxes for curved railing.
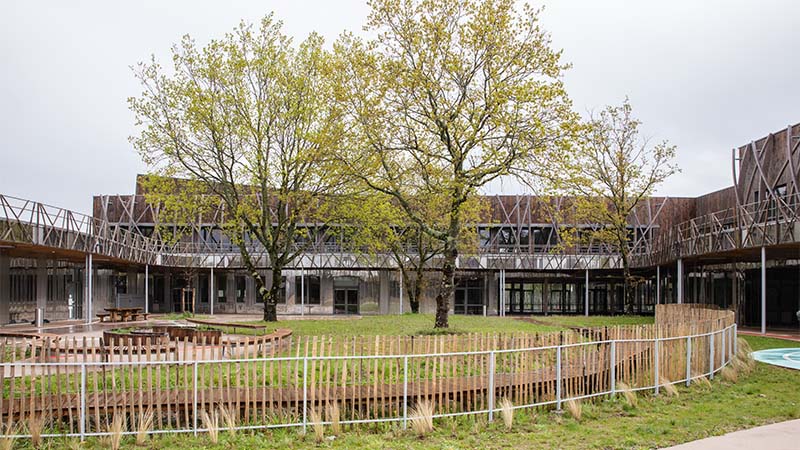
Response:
[0,194,164,265]
[0,305,735,441]
[632,193,800,266]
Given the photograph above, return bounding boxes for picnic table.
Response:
[100,307,148,323]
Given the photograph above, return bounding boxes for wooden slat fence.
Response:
[0,305,735,438]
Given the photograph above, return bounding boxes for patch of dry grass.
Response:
[135,408,154,446]
[218,404,237,435]
[617,382,638,408]
[659,376,679,397]
[565,399,582,421]
[498,398,514,430]
[308,408,324,443]
[409,400,435,436]
[326,402,341,435]
[721,366,738,383]
[201,410,219,444]
[107,413,126,450]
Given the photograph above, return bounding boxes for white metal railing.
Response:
[0,323,737,442]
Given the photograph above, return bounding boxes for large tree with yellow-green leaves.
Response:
[554,100,679,314]
[129,16,344,321]
[334,0,578,328]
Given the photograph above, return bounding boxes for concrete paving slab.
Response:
[664,419,800,449]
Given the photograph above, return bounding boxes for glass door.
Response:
[334,289,359,314]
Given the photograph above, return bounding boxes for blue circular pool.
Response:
[752,348,800,370]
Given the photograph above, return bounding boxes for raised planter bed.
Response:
[104,325,223,346]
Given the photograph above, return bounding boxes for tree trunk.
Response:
[434,243,457,328]
[406,265,425,314]
[410,274,423,314]
[261,268,280,322]
[623,265,635,314]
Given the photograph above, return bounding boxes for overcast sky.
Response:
[1,0,798,214]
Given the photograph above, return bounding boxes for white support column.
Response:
[210,266,215,316]
[144,264,149,315]
[584,268,589,316]
[677,258,683,304]
[300,267,305,317]
[656,265,661,305]
[85,253,93,324]
[499,269,505,317]
[0,251,9,324]
[399,270,404,314]
[761,246,766,335]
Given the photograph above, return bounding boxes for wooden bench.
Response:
[96,313,111,323]
[130,312,151,322]
[186,318,268,335]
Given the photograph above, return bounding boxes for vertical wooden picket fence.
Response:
[0,305,734,438]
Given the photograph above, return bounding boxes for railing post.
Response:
[80,363,86,441]
[733,323,738,357]
[302,357,308,433]
[721,327,726,366]
[403,356,408,430]
[709,332,715,379]
[193,361,199,436]
[556,346,562,411]
[654,339,660,395]
[488,351,495,422]
[610,340,616,395]
[685,337,692,387]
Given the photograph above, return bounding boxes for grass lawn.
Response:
[32,334,800,449]
[525,314,654,328]
[245,314,643,337]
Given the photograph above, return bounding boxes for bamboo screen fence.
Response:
[0,304,735,440]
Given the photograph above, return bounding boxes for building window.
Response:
[771,184,787,220]
[114,274,127,294]
[235,276,246,303]
[455,278,483,314]
[275,276,287,303]
[199,275,209,303]
[216,275,226,303]
[478,227,491,248]
[295,275,321,305]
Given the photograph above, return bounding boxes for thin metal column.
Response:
[488,351,495,421]
[654,339,660,395]
[677,258,683,304]
[761,246,766,334]
[585,268,589,316]
[556,346,562,410]
[709,331,715,379]
[36,256,47,324]
[85,253,93,324]
[499,269,505,317]
[302,357,308,433]
[80,363,86,441]
[402,356,408,429]
[301,267,305,317]
[145,264,149,315]
[686,336,692,387]
[193,362,199,435]
[210,266,214,316]
[399,270,404,314]
[610,340,616,395]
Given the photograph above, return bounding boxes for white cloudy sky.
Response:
[1,0,798,213]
